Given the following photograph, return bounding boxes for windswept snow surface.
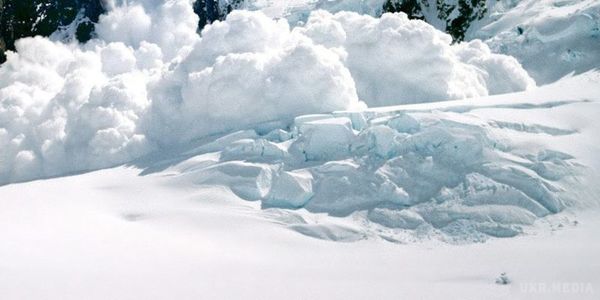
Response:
[1,72,600,299]
[0,1,534,184]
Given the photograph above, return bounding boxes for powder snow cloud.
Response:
[0,0,534,184]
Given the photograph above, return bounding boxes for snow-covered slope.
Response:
[1,72,600,299]
[1,167,599,300]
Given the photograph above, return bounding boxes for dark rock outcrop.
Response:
[194,0,244,32]
[382,0,488,42]
[0,0,251,63]
[0,0,105,62]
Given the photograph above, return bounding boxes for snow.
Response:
[251,0,600,85]
[1,1,600,298]
[144,71,598,242]
[251,0,388,20]
[265,168,314,208]
[1,147,599,299]
[1,14,597,238]
[154,10,361,145]
[1,1,536,185]
[292,116,356,160]
[469,0,600,84]
[2,70,586,243]
[298,10,535,106]
[96,0,199,60]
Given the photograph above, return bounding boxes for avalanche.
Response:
[1,0,598,241]
[0,0,534,184]
[1,1,600,298]
[258,0,600,84]
[0,0,598,241]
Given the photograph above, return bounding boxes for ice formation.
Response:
[163,100,581,240]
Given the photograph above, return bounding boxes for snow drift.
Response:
[0,0,534,185]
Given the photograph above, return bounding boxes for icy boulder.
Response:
[416,204,538,238]
[479,163,563,214]
[221,138,288,162]
[182,161,274,200]
[290,117,356,161]
[265,169,314,208]
[387,114,420,134]
[438,173,552,218]
[356,125,406,158]
[305,160,409,216]
[367,208,426,230]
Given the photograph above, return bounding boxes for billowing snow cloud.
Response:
[0,0,534,184]
[0,38,152,182]
[147,11,361,145]
[297,10,535,105]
